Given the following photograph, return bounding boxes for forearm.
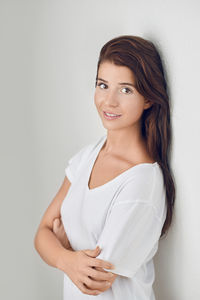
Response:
[60,234,74,251]
[34,227,72,270]
[67,245,74,251]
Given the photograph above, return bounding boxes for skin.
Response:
[56,60,153,286]
[94,60,153,164]
[52,217,74,251]
[52,217,118,282]
[34,60,154,296]
[88,61,154,190]
[34,175,117,296]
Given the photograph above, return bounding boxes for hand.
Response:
[82,247,118,291]
[53,218,118,294]
[58,246,117,296]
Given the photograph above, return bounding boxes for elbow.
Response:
[33,225,51,251]
[34,226,44,251]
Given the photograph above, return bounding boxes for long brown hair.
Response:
[95,35,176,239]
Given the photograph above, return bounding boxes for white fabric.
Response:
[61,134,167,300]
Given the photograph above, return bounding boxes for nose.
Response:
[104,90,119,106]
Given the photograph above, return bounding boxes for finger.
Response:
[88,257,115,270]
[82,246,101,257]
[79,282,101,296]
[83,277,111,292]
[53,218,60,228]
[88,267,115,281]
[95,266,109,273]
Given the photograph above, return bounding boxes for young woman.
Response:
[34,35,176,300]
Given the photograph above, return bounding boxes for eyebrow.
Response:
[96,77,136,88]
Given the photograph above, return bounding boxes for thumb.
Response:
[82,246,101,257]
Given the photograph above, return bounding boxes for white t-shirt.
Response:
[61,134,167,300]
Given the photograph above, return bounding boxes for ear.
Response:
[144,99,153,110]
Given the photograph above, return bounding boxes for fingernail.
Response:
[106,265,112,269]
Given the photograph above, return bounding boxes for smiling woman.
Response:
[34,34,176,300]
[94,61,153,129]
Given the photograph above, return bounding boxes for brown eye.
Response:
[98,83,107,89]
[121,87,132,94]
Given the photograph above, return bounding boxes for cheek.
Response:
[124,99,144,118]
[94,91,102,107]
[94,95,98,108]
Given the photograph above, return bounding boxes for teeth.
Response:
[105,112,121,117]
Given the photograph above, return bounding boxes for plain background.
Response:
[1,0,200,299]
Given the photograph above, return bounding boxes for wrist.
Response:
[56,247,73,272]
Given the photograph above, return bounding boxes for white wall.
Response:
[1,0,199,299]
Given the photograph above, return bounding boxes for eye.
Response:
[121,87,132,94]
[97,82,107,89]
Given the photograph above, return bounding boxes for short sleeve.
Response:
[95,168,167,278]
[65,143,92,183]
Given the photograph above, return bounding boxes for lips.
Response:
[103,111,122,120]
[103,110,122,116]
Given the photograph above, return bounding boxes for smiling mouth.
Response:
[103,111,122,120]
[103,111,122,116]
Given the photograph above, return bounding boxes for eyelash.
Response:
[97,82,133,94]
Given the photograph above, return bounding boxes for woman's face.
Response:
[94,61,151,131]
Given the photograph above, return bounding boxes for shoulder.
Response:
[65,136,105,177]
[114,163,166,220]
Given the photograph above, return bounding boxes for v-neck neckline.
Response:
[86,135,158,192]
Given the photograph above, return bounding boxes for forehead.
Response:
[98,61,135,82]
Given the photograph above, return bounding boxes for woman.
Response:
[34,35,176,299]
